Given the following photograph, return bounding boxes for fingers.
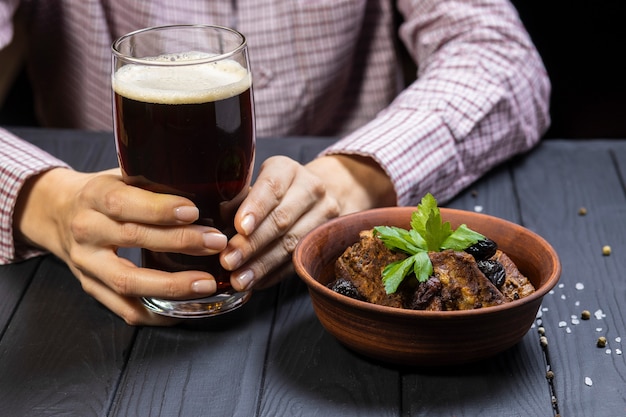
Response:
[222,156,341,291]
[72,212,227,256]
[66,171,228,325]
[79,172,201,225]
[226,210,320,291]
[75,264,180,326]
[74,249,217,298]
[72,174,227,255]
[72,250,219,326]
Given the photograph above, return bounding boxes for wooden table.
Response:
[1,127,625,416]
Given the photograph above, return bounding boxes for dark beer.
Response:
[113,57,255,290]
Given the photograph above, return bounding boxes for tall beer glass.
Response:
[111,25,255,318]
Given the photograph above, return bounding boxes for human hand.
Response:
[13,167,228,326]
[221,154,396,291]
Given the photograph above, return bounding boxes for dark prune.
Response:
[477,259,506,287]
[328,278,365,301]
[465,238,498,260]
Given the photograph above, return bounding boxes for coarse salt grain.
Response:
[616,349,623,355]
[474,205,483,212]
[559,283,565,289]
[566,327,572,334]
[585,377,593,386]
[616,337,622,343]
[606,349,612,355]
[594,309,606,320]
[571,318,580,325]
[558,321,567,328]
[576,282,585,290]
[596,328,603,332]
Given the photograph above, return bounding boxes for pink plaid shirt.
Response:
[0,0,550,263]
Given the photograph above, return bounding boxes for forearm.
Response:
[0,128,70,263]
[306,154,397,215]
[322,0,550,206]
[13,167,92,263]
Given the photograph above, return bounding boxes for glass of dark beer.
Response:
[111,25,255,318]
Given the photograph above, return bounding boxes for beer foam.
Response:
[112,52,251,104]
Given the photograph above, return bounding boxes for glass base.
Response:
[141,290,251,318]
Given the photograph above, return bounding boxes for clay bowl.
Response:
[293,207,561,367]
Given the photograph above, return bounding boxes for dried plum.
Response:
[328,278,365,301]
[477,259,506,287]
[465,238,498,260]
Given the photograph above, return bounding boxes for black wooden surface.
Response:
[1,127,625,416]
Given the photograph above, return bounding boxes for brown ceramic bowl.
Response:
[293,207,561,366]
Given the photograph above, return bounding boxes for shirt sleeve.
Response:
[0,128,70,263]
[0,0,21,48]
[321,0,551,206]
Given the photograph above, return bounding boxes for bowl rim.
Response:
[293,206,562,318]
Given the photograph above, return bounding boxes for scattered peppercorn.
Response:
[581,310,591,320]
[597,336,607,348]
[578,207,587,216]
[538,326,546,335]
[546,370,555,380]
[540,336,548,347]
[602,245,612,256]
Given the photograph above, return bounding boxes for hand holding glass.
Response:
[111,25,255,318]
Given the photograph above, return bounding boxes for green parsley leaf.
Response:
[374,193,485,294]
[441,224,485,251]
[372,225,426,253]
[382,257,416,294]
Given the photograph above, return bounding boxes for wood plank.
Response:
[0,258,40,333]
[110,288,278,416]
[512,140,626,416]
[401,160,552,416]
[258,276,401,416]
[255,137,401,416]
[0,255,136,416]
[109,137,339,416]
[9,127,119,172]
[259,154,553,417]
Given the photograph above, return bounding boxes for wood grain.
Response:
[2,130,625,416]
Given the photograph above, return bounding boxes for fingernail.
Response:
[203,231,227,249]
[241,214,255,235]
[175,206,199,222]
[191,280,216,294]
[235,269,254,290]
[223,250,243,269]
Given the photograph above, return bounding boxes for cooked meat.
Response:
[332,229,533,311]
[335,230,408,308]
[430,250,506,310]
[492,250,536,301]
[407,277,444,311]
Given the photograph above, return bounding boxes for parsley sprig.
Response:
[373,193,485,294]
